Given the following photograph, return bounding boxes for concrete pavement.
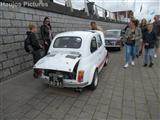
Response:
[0,49,160,120]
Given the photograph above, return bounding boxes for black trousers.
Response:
[45,39,51,55]
[32,49,45,64]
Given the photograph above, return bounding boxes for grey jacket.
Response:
[124,27,142,45]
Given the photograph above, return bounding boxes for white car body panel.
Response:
[35,51,81,72]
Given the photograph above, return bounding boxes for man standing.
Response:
[153,15,160,58]
[26,23,43,78]
[90,21,99,30]
[40,17,52,55]
[90,21,103,31]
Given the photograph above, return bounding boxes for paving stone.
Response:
[33,102,48,111]
[78,111,93,120]
[96,104,109,113]
[136,110,151,120]
[122,113,136,120]
[64,114,78,120]
[68,106,82,116]
[83,104,97,113]
[92,111,107,120]
[24,109,41,119]
[73,100,86,108]
[42,106,57,115]
[107,116,119,120]
[122,106,136,116]
[108,108,121,119]
[87,98,99,106]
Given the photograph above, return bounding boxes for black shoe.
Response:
[136,55,139,58]
[143,64,147,67]
[149,63,154,68]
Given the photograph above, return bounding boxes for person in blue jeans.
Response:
[134,20,142,58]
[123,19,142,68]
[143,23,157,67]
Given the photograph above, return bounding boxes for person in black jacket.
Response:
[26,23,43,77]
[40,17,52,55]
[143,23,157,67]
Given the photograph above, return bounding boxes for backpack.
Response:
[24,35,31,53]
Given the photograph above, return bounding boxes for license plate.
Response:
[49,73,63,87]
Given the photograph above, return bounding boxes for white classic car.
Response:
[34,31,109,90]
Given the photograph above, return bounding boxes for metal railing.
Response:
[51,0,126,23]
[86,0,114,19]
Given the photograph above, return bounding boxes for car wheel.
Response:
[90,70,99,90]
[104,55,109,67]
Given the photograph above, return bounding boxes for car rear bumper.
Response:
[38,75,88,88]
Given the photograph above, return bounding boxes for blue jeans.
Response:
[125,44,136,63]
[144,48,154,64]
[135,45,139,56]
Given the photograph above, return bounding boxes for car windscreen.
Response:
[104,31,121,38]
[53,37,82,49]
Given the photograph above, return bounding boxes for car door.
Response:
[96,34,106,71]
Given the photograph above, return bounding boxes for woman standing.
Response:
[124,19,142,68]
[140,18,148,54]
[40,17,52,55]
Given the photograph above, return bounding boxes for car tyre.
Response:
[104,55,109,67]
[90,70,99,90]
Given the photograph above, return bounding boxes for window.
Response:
[90,37,97,53]
[53,37,82,49]
[97,35,102,47]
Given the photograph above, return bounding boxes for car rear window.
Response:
[53,37,82,49]
[104,31,121,38]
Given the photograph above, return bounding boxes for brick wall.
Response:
[0,6,126,81]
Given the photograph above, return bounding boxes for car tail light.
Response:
[35,69,44,76]
[78,70,84,82]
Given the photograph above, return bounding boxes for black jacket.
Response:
[141,26,147,40]
[40,25,51,44]
[143,31,157,49]
[26,31,41,51]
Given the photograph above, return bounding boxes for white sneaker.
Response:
[124,63,129,68]
[154,54,157,58]
[131,61,135,66]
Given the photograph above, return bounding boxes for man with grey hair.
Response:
[153,15,160,58]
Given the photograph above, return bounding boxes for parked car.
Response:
[34,31,109,90]
[104,29,123,51]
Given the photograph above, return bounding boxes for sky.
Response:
[54,0,160,20]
